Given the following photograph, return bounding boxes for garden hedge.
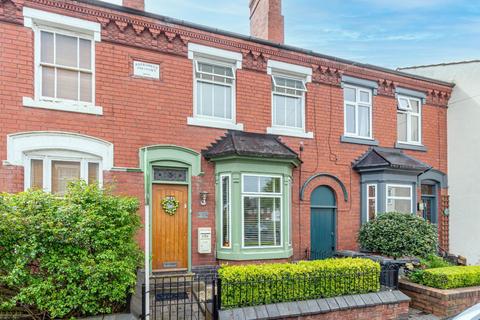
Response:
[218,258,380,309]
[418,266,480,289]
[0,181,142,319]
[359,212,438,258]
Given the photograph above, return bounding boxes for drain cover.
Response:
[156,292,189,301]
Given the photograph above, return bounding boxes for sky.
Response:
[145,0,480,69]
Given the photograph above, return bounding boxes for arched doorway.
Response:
[310,186,337,258]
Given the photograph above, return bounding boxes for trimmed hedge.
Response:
[359,212,437,258]
[418,266,480,289]
[218,258,380,309]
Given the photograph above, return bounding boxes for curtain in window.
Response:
[51,161,80,195]
[30,159,43,189]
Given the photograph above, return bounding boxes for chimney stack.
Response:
[249,0,284,44]
[122,0,144,10]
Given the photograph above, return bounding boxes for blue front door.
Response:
[310,186,336,259]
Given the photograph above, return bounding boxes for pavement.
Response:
[409,308,441,320]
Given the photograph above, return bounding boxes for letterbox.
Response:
[198,227,211,254]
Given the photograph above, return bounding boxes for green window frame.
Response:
[220,174,232,249]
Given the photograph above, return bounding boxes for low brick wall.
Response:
[399,279,480,318]
[218,290,410,320]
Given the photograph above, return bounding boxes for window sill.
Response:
[23,97,103,115]
[187,117,244,131]
[340,135,379,146]
[216,247,293,261]
[395,142,427,152]
[267,127,314,139]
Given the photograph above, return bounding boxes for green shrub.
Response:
[0,181,142,319]
[408,255,453,284]
[415,266,480,289]
[358,212,437,258]
[218,258,380,309]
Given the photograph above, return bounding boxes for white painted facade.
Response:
[402,61,480,265]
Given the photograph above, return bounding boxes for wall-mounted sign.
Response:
[197,211,208,219]
[133,61,160,79]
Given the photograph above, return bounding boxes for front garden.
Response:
[0,182,142,319]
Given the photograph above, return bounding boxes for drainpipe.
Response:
[144,148,150,320]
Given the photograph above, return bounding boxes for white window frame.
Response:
[241,173,283,249]
[187,43,243,130]
[343,84,373,139]
[267,60,313,139]
[220,173,232,249]
[397,95,422,145]
[22,7,102,115]
[385,184,413,214]
[366,184,377,222]
[24,152,103,192]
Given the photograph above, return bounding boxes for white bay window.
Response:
[386,184,412,213]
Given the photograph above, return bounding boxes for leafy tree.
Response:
[0,181,142,319]
[358,212,437,258]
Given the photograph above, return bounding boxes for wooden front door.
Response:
[152,184,188,270]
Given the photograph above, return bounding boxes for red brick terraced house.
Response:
[0,0,453,277]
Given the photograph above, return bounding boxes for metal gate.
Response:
[142,274,218,320]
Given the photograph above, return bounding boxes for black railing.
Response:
[305,249,334,260]
[142,274,218,320]
[142,265,399,318]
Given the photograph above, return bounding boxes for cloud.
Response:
[356,0,455,10]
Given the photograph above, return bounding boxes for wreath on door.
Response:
[161,196,179,215]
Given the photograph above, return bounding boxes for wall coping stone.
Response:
[218,290,410,320]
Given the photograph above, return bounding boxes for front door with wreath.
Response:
[152,184,188,270]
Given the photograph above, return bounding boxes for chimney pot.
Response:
[249,0,284,44]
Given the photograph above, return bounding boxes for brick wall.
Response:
[0,0,452,267]
[400,279,480,318]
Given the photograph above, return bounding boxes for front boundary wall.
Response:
[218,290,410,320]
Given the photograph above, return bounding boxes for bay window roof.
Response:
[353,147,431,172]
[203,130,299,162]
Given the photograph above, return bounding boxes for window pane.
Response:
[273,95,286,126]
[80,72,92,103]
[225,86,232,119]
[368,185,376,197]
[30,159,43,189]
[243,175,258,193]
[285,96,299,127]
[397,112,407,141]
[295,98,302,128]
[213,85,226,118]
[200,82,213,116]
[40,31,54,64]
[360,90,370,103]
[244,197,259,247]
[51,160,80,195]
[260,197,275,246]
[41,66,55,98]
[79,39,92,70]
[368,199,376,221]
[410,99,420,113]
[57,69,79,100]
[345,104,356,133]
[56,34,78,67]
[421,184,435,195]
[259,177,280,193]
[358,105,370,137]
[411,115,420,142]
[88,162,99,185]
[344,87,356,102]
[387,199,411,213]
[398,97,409,110]
[388,186,411,197]
[222,176,231,247]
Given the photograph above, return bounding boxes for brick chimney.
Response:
[249,0,284,44]
[122,0,144,10]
